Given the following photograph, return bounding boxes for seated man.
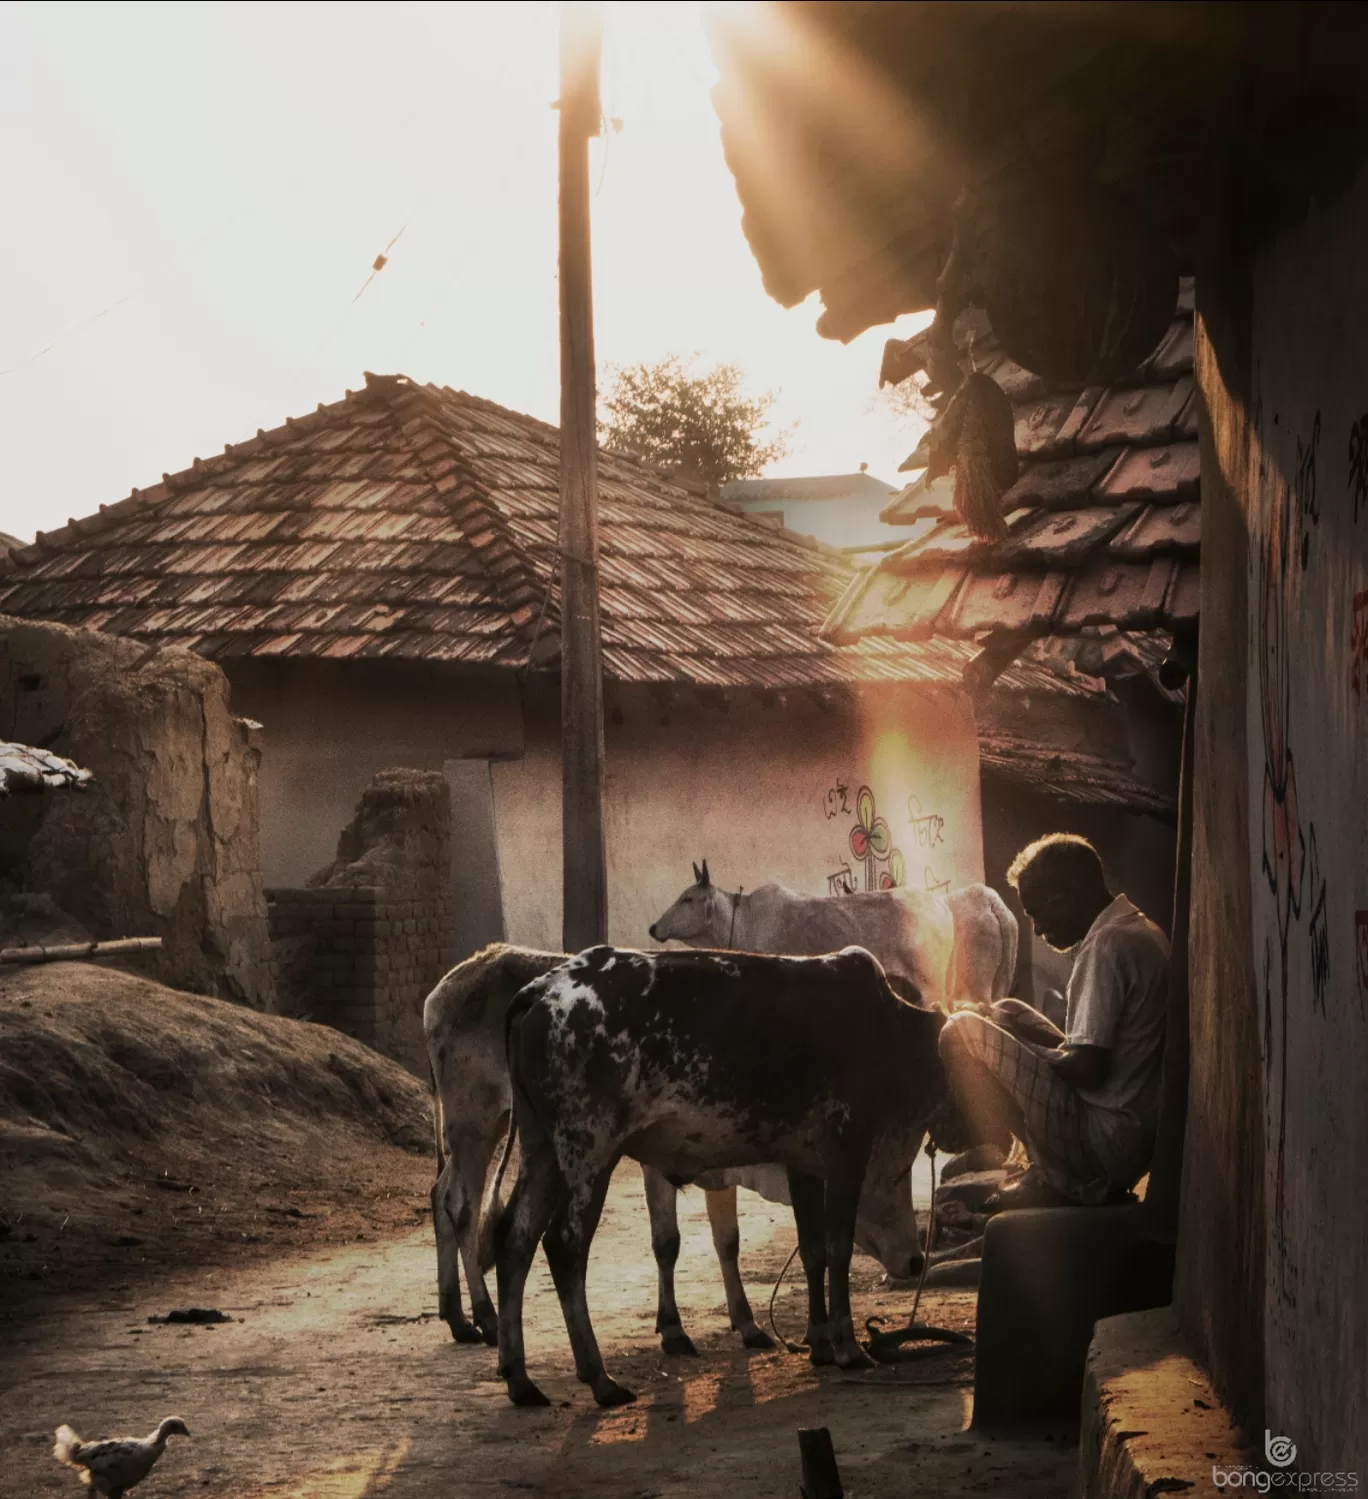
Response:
[938,833,1170,1207]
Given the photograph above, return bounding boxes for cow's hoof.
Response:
[742,1326,777,1351]
[660,1329,698,1357]
[835,1346,876,1371]
[807,1338,837,1367]
[592,1379,637,1408]
[506,1377,551,1408]
[477,1319,499,1347]
[449,1321,485,1345]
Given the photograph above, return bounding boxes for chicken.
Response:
[53,1417,189,1497]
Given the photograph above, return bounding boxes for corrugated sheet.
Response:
[0,374,1064,695]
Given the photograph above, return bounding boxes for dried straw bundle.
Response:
[925,372,1018,541]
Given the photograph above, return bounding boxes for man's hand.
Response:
[1050,1043,1111,1091]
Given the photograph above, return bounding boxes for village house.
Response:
[0,375,1093,1026]
[707,0,1367,1485]
[719,469,900,549]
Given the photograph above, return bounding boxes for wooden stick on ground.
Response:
[0,937,163,966]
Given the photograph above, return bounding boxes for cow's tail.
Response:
[429,1059,447,1179]
[477,988,538,1268]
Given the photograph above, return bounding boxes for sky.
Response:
[0,1,932,544]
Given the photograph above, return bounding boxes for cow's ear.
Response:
[692,861,702,884]
[700,859,710,886]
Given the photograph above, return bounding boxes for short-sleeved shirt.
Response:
[1064,894,1170,1186]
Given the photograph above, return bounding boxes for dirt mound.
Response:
[0,962,434,1310]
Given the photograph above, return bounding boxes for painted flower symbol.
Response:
[849,787,905,890]
[849,787,892,863]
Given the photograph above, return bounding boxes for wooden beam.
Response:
[558,1,607,952]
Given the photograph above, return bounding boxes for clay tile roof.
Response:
[0,375,1074,696]
[822,283,1198,671]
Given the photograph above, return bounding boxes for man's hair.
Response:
[1006,833,1107,893]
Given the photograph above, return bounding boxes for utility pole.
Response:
[558,0,607,952]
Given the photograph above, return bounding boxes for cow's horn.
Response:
[700,859,710,886]
[692,860,702,883]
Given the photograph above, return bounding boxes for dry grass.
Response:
[0,960,434,1313]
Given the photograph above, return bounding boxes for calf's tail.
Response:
[53,1426,83,1468]
[477,988,537,1268]
[429,1060,447,1178]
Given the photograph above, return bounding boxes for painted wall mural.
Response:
[822,779,954,894]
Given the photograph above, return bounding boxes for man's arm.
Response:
[1050,1043,1111,1091]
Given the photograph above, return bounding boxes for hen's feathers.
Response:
[52,1421,187,1496]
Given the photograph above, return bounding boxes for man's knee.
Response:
[939,1010,991,1067]
[988,997,1035,1027]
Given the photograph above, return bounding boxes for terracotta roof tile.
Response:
[2,373,1062,694]
[823,296,1200,674]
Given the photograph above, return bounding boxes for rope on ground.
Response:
[766,1240,806,1354]
[765,1143,973,1361]
[865,1143,975,1363]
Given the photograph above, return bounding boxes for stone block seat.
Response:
[972,1204,1176,1430]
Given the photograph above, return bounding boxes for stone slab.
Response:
[1079,1306,1253,1499]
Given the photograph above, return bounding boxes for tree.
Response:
[598,355,791,487]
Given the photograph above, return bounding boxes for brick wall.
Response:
[268,769,454,1075]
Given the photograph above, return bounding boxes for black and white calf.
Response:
[489,944,950,1407]
[424,945,926,1356]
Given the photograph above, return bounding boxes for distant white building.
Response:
[720,470,900,550]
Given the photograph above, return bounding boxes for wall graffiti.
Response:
[906,794,946,848]
[1256,405,1309,1274]
[824,780,956,895]
[1349,412,1368,524]
[1306,826,1330,1016]
[1351,590,1368,699]
[822,779,852,821]
[847,786,906,891]
[1293,409,1321,568]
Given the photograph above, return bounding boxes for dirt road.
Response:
[3,1165,1075,1499]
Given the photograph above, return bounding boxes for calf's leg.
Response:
[641,1165,697,1356]
[823,1167,874,1370]
[457,1122,505,1345]
[543,1162,635,1406]
[787,1168,834,1366]
[432,1158,482,1344]
[493,1135,562,1407]
[705,1186,775,1350]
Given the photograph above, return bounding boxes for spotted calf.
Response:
[489,944,951,1408]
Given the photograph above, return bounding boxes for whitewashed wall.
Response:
[492,681,985,953]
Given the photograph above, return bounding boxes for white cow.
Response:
[648,860,1018,1011]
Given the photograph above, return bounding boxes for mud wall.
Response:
[269,769,453,1074]
[0,616,275,1007]
[1179,160,1368,1468]
[224,659,523,888]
